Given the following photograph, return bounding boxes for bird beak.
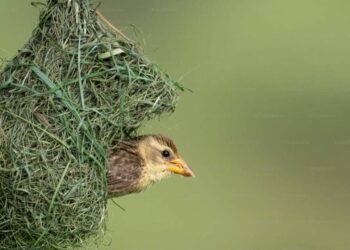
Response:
[167,158,195,177]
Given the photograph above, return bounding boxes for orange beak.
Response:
[167,158,195,177]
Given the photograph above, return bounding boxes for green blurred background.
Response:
[2,0,350,249]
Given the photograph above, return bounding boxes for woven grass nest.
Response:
[0,0,181,248]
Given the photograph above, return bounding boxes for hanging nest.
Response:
[0,0,181,249]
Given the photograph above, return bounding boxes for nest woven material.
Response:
[0,0,181,249]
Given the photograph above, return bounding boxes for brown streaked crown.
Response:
[150,134,178,154]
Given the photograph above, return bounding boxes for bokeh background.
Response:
[2,0,350,249]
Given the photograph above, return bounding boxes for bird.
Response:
[107,134,194,197]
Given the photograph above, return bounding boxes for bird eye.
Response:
[162,150,170,158]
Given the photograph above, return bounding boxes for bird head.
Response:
[107,134,194,197]
[138,134,195,183]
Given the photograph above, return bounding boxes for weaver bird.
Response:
[107,134,194,197]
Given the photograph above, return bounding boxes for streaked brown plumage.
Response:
[107,134,194,197]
